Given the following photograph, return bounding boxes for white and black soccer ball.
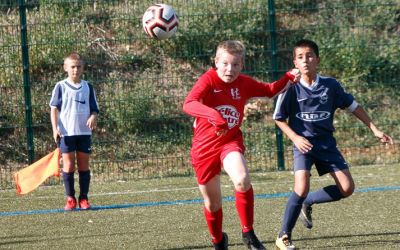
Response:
[142,4,179,40]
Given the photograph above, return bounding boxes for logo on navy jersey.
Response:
[297,97,308,102]
[320,88,329,104]
[296,111,330,121]
[215,105,240,129]
[75,100,86,104]
[230,88,241,100]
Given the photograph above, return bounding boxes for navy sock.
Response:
[62,171,75,197]
[304,185,343,206]
[280,192,306,237]
[78,170,91,200]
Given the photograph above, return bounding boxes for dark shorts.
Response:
[60,135,92,154]
[293,136,349,176]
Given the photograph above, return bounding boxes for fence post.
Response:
[19,0,35,163]
[268,0,285,170]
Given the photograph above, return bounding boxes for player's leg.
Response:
[62,152,76,192]
[301,140,352,229]
[193,151,228,249]
[302,136,352,205]
[62,152,77,210]
[330,169,355,197]
[198,175,226,249]
[276,146,312,250]
[60,136,77,210]
[76,135,92,209]
[223,152,252,228]
[76,151,91,209]
[276,170,309,250]
[299,170,352,230]
[223,151,265,250]
[303,169,353,207]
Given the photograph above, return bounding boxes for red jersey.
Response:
[183,68,294,167]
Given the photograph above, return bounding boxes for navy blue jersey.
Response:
[273,75,355,138]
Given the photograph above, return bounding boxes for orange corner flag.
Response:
[14,148,61,195]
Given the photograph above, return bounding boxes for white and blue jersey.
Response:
[273,75,357,138]
[49,79,99,136]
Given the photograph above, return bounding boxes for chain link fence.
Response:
[1,0,399,189]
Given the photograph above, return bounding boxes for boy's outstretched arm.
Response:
[351,105,394,144]
[275,119,313,154]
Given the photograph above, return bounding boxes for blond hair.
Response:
[215,40,245,61]
[64,52,83,64]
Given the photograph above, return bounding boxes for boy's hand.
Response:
[374,130,394,144]
[87,114,98,130]
[52,130,60,144]
[215,123,228,137]
[292,134,313,154]
[208,117,228,137]
[286,68,301,83]
[215,128,228,137]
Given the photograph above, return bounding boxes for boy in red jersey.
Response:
[183,40,300,250]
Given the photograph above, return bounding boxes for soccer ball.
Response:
[142,4,179,40]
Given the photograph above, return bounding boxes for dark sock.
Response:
[280,192,305,237]
[304,185,343,206]
[62,171,75,197]
[78,170,91,200]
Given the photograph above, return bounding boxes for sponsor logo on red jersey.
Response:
[215,105,240,129]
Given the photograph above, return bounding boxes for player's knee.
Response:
[296,190,309,198]
[341,185,355,198]
[204,201,222,212]
[233,176,251,192]
[62,166,75,173]
[294,185,309,198]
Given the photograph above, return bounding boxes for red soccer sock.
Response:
[204,207,223,243]
[235,186,254,233]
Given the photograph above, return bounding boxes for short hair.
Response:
[215,40,245,60]
[293,39,319,58]
[64,52,83,64]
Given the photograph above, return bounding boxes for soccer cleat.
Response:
[78,198,91,210]
[64,196,77,211]
[242,230,266,250]
[275,234,296,250]
[213,232,228,250]
[299,204,313,229]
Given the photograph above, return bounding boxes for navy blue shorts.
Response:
[60,135,92,154]
[293,136,349,176]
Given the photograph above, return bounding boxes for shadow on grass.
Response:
[296,231,400,248]
[161,231,400,250]
[161,240,275,250]
[0,234,45,246]
[0,230,151,246]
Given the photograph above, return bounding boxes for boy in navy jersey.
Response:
[183,40,300,250]
[50,52,99,210]
[273,39,393,249]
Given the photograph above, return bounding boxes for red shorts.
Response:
[191,139,245,185]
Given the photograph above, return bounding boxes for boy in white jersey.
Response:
[50,52,99,210]
[273,39,393,249]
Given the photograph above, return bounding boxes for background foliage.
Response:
[0,0,399,188]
